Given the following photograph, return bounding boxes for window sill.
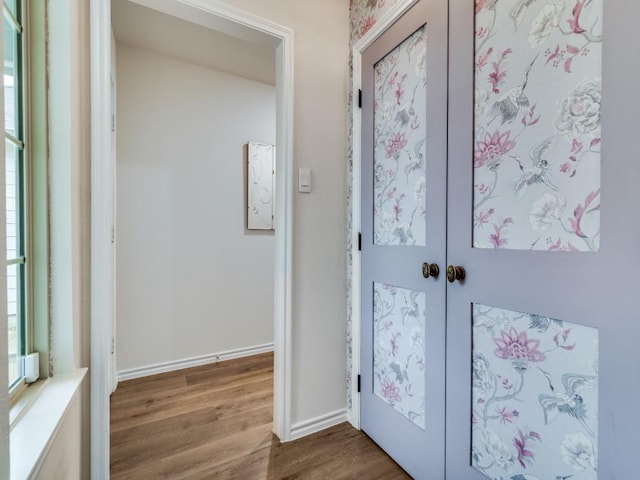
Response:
[9,368,87,480]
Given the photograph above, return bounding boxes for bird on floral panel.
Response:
[537,368,598,438]
[510,135,559,200]
[509,0,543,30]
[488,55,538,126]
[403,138,425,182]
[400,290,421,325]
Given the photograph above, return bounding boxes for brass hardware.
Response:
[422,262,440,279]
[446,265,466,283]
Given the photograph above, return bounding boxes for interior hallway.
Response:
[110,352,409,479]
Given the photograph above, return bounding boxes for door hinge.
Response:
[111,336,115,355]
[358,232,362,251]
[358,89,362,109]
[357,374,361,393]
[111,225,116,244]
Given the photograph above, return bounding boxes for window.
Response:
[4,0,26,391]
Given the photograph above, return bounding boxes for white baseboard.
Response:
[346,410,361,431]
[288,408,348,441]
[117,343,274,382]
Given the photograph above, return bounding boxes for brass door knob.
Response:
[422,262,440,279]
[446,265,465,283]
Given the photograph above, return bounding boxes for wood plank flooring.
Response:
[110,352,410,479]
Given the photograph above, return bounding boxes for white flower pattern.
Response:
[555,78,602,136]
[474,0,602,252]
[483,429,516,470]
[529,192,566,230]
[472,304,599,479]
[475,87,490,116]
[413,176,426,201]
[373,26,427,246]
[528,3,565,47]
[560,432,597,471]
[373,283,426,429]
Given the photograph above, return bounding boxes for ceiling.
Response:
[111,0,276,86]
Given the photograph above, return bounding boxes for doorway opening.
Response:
[90,0,294,477]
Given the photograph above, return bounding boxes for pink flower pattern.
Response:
[569,188,600,239]
[385,132,408,159]
[513,429,541,469]
[489,217,513,248]
[380,377,402,403]
[373,283,426,429]
[472,304,598,479]
[496,406,520,424]
[488,48,513,94]
[474,0,602,252]
[373,26,427,246]
[474,130,516,169]
[359,15,376,38]
[494,328,546,369]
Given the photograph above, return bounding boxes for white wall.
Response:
[116,43,276,372]
[46,1,91,478]
[210,0,351,427]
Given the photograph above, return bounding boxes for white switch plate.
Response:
[298,168,312,193]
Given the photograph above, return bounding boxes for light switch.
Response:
[298,168,312,193]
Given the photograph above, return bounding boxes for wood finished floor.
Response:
[110,352,410,479]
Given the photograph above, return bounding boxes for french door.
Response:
[360,1,447,478]
[361,0,640,478]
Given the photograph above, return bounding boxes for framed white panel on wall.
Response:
[247,141,275,230]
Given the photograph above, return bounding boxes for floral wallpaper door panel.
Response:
[447,0,640,477]
[374,26,427,247]
[373,283,426,429]
[361,0,448,478]
[471,304,598,479]
[473,0,602,252]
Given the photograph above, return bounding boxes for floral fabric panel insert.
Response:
[374,26,427,246]
[373,282,426,429]
[474,0,602,252]
[471,304,599,479]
